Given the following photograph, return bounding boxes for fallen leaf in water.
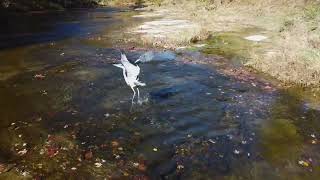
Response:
[37,164,43,169]
[34,175,43,180]
[114,154,120,159]
[41,90,48,95]
[134,132,141,136]
[47,146,59,158]
[111,141,119,147]
[264,85,272,89]
[138,163,147,171]
[233,149,240,154]
[133,162,139,167]
[84,151,93,160]
[21,171,29,176]
[177,164,184,170]
[94,162,102,168]
[298,160,310,167]
[100,144,108,148]
[17,149,27,156]
[34,74,45,79]
[0,164,5,173]
[132,175,149,180]
[39,149,45,155]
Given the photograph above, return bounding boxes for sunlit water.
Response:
[0,8,319,180]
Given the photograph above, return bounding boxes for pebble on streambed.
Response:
[244,35,268,42]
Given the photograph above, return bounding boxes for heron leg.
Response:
[137,87,140,100]
[137,88,142,105]
[130,86,136,105]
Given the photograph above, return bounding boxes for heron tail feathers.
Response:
[134,81,146,86]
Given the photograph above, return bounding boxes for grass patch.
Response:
[245,2,320,86]
[131,0,320,86]
[99,0,142,6]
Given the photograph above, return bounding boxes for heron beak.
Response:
[134,59,141,64]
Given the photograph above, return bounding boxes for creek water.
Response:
[0,7,319,180]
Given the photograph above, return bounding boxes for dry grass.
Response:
[99,0,138,6]
[135,0,320,86]
[246,3,320,86]
[104,0,320,86]
[132,23,208,48]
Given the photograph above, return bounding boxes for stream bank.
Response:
[127,0,320,88]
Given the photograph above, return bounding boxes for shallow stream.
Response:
[0,7,319,180]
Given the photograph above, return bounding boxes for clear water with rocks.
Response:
[0,7,319,180]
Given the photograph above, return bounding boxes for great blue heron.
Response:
[113,53,146,104]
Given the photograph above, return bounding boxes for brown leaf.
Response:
[111,141,119,147]
[47,146,59,158]
[138,163,147,171]
[84,151,93,160]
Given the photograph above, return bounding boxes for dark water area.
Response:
[0,7,320,180]
[0,8,121,49]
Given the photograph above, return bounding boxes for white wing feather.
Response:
[121,53,140,78]
[113,64,124,69]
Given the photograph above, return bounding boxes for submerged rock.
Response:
[150,87,180,100]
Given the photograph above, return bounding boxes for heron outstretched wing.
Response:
[113,64,124,69]
[121,53,140,77]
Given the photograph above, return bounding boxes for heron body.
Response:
[113,53,146,104]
